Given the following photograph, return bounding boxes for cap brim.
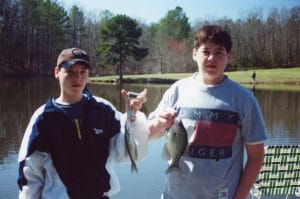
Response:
[60,59,91,70]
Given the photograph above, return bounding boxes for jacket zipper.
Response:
[74,119,82,140]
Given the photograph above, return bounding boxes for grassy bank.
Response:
[226,67,300,84]
[89,67,300,91]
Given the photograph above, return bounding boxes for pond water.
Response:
[0,76,299,199]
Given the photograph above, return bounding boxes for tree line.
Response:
[0,0,299,76]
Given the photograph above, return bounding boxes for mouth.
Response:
[206,64,217,70]
[72,84,82,88]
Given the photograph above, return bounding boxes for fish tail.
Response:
[131,161,138,173]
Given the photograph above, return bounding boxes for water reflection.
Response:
[0,76,58,164]
[255,89,300,142]
[0,77,300,198]
[1,77,300,162]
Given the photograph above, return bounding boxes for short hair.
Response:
[193,25,232,53]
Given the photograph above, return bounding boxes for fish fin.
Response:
[135,143,138,160]
[124,139,129,158]
[127,145,138,173]
[165,164,181,174]
[130,146,138,173]
[162,143,170,159]
[124,124,129,157]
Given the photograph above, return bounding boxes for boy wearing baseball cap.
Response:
[18,48,148,199]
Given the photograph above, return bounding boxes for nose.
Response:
[207,54,214,60]
[72,71,83,80]
[73,72,80,79]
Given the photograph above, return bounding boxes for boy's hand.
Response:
[121,88,148,113]
[156,108,177,128]
[148,108,177,139]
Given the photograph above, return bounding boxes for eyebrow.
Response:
[202,46,226,51]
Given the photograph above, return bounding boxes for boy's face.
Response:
[193,41,231,85]
[55,64,89,100]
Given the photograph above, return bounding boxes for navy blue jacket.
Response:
[18,93,120,199]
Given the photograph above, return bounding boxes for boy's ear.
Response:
[54,66,60,79]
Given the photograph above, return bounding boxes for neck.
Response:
[198,74,225,85]
[56,93,83,104]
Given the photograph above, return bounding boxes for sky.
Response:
[60,0,300,24]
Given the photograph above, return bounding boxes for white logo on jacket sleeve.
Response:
[94,128,104,135]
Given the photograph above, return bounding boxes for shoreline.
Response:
[90,78,300,85]
[89,77,300,92]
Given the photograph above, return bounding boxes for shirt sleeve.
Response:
[148,82,179,119]
[240,92,268,144]
[19,151,69,199]
[19,151,45,199]
[18,106,45,198]
[18,104,69,199]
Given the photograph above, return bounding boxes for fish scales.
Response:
[165,119,188,174]
[125,105,138,173]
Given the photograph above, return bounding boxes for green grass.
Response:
[225,67,300,84]
[89,67,300,91]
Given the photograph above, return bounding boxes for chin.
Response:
[71,87,84,92]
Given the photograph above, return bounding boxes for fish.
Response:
[125,103,138,173]
[164,119,188,174]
